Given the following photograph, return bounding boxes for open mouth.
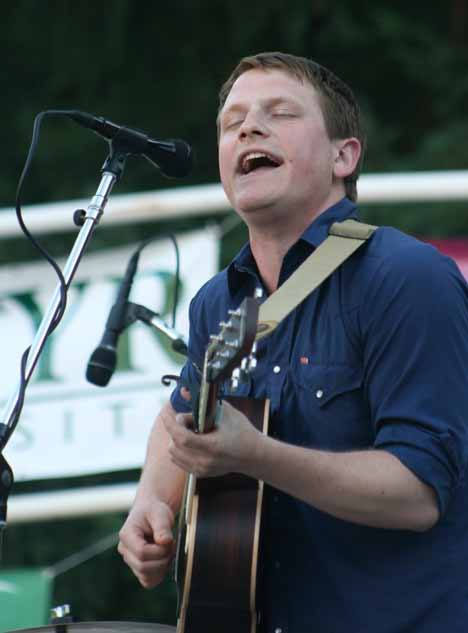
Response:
[239,151,283,175]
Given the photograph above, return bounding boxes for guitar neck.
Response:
[197,357,220,434]
[195,296,260,435]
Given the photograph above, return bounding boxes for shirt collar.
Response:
[227,197,359,295]
[299,196,359,249]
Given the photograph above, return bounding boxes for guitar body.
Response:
[175,396,269,633]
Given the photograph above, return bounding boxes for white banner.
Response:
[1,227,219,481]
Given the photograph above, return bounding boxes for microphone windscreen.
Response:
[86,346,117,387]
[170,140,193,178]
[146,139,193,178]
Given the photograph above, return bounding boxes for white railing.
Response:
[8,483,137,524]
[0,170,467,238]
[4,169,468,524]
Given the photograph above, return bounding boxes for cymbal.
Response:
[5,623,175,633]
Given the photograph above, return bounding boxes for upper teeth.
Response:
[241,152,277,173]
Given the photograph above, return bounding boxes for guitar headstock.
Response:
[206,296,259,385]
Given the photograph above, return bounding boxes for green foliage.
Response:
[0,1,466,209]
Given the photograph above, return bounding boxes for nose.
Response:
[238,108,268,139]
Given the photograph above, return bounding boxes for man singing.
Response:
[119,52,468,633]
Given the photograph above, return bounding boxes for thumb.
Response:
[154,529,174,546]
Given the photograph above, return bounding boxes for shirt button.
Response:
[275,628,283,633]
[273,495,279,503]
[273,365,281,374]
[315,389,324,399]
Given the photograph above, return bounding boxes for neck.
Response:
[247,193,343,293]
[249,227,299,294]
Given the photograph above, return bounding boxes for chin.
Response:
[235,188,282,215]
[237,199,276,217]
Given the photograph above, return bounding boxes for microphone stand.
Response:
[124,302,188,356]
[0,139,133,536]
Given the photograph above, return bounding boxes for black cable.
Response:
[2,111,71,449]
[131,233,181,328]
[15,111,69,329]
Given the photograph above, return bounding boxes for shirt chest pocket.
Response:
[290,363,373,450]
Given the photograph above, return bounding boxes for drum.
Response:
[5,623,175,633]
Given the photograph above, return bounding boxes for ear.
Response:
[332,138,361,180]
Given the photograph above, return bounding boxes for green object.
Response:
[0,568,52,632]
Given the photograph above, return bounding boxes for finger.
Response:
[119,542,173,576]
[118,535,171,564]
[153,528,174,547]
[175,412,195,430]
[169,444,213,476]
[163,411,191,438]
[128,553,173,589]
[119,526,172,562]
[165,413,197,445]
[167,446,197,473]
[180,387,192,401]
[135,565,169,589]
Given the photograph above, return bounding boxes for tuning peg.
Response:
[217,349,233,359]
[224,339,240,349]
[231,367,241,390]
[210,334,224,343]
[248,356,257,371]
[219,320,234,331]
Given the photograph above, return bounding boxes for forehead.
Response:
[221,68,321,114]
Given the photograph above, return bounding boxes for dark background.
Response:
[1,0,467,627]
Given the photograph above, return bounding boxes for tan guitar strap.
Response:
[255,219,378,340]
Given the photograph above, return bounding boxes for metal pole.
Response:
[0,171,117,438]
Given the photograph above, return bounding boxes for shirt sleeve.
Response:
[360,241,468,515]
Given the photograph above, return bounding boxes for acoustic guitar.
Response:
[175,296,269,633]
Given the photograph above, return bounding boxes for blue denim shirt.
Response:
[171,197,468,633]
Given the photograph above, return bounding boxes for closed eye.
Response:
[222,117,245,131]
[272,109,297,118]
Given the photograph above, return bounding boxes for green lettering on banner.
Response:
[108,401,132,437]
[10,292,59,383]
[63,409,75,444]
[10,282,88,385]
[0,568,52,631]
[9,416,34,452]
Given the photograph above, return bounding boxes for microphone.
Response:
[67,110,192,178]
[86,252,139,387]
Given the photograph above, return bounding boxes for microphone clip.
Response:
[124,302,188,356]
[99,126,150,181]
[101,138,131,181]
